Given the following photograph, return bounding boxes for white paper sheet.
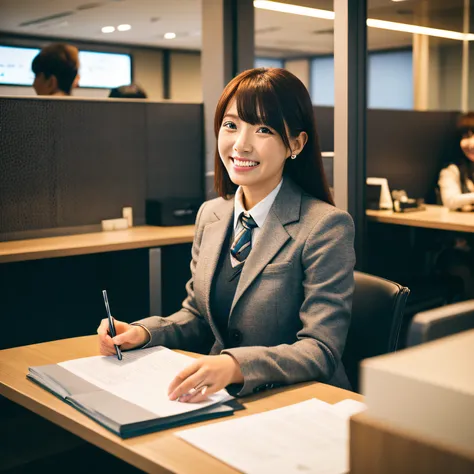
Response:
[176,398,367,474]
[331,399,367,419]
[59,346,232,417]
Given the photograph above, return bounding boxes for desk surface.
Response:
[0,336,363,474]
[0,225,195,264]
[366,204,474,233]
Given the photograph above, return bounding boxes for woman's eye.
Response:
[223,121,236,130]
[257,126,273,134]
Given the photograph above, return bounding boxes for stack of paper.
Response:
[176,398,366,474]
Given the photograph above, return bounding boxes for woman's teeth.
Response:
[234,160,258,167]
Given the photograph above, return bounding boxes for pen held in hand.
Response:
[102,289,122,361]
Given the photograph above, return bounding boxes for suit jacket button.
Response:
[229,329,242,345]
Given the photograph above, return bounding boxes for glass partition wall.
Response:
[368,0,472,112]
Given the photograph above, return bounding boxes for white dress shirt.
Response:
[438,164,474,211]
[231,178,283,267]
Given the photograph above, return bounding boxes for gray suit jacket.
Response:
[135,178,356,396]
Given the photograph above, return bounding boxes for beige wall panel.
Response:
[285,59,310,90]
[133,49,164,101]
[170,53,202,102]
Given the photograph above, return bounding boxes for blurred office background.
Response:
[1,0,473,348]
[1,0,472,110]
[3,3,474,472]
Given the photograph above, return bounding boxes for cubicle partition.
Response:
[2,101,456,239]
[0,97,204,349]
[314,106,462,310]
[366,109,458,203]
[0,97,204,239]
[313,106,459,202]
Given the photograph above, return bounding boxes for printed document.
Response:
[59,347,232,417]
[176,398,366,474]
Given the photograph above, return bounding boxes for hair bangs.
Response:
[233,76,290,149]
[458,113,474,135]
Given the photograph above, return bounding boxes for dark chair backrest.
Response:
[343,271,410,392]
[406,300,474,347]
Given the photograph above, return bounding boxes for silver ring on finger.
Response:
[193,383,209,395]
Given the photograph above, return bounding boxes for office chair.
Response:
[343,271,410,393]
[406,300,474,347]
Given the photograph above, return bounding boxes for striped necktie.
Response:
[230,213,258,263]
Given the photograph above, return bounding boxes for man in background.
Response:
[32,43,79,96]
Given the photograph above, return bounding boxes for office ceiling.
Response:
[0,0,471,58]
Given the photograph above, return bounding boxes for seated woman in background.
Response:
[437,112,474,298]
[438,112,474,211]
[97,67,355,401]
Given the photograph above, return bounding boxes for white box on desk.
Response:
[361,329,474,457]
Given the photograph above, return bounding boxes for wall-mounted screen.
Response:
[78,51,132,88]
[0,45,132,89]
[0,45,39,86]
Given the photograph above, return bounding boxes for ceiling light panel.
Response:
[253,0,474,41]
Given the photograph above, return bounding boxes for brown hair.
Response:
[457,112,474,135]
[32,43,79,94]
[455,112,474,189]
[213,67,334,205]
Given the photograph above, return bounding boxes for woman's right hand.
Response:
[97,319,150,356]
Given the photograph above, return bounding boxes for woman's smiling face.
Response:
[218,99,289,200]
[461,131,474,163]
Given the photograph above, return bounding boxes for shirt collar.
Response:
[233,178,284,230]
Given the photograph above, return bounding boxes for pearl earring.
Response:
[290,154,297,160]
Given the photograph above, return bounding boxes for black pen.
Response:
[102,290,122,361]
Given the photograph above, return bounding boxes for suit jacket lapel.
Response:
[199,198,233,343]
[230,178,302,317]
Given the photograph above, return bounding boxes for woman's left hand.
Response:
[168,354,243,403]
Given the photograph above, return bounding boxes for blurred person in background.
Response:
[439,112,474,211]
[32,43,79,96]
[109,83,147,99]
[437,112,474,298]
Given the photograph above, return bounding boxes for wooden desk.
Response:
[0,225,195,264]
[0,336,363,474]
[366,205,474,233]
[0,226,196,334]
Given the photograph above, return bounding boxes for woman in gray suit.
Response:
[98,68,356,401]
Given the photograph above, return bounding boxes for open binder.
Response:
[27,346,241,438]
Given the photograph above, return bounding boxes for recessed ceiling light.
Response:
[101,26,115,33]
[164,32,176,39]
[117,24,131,31]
